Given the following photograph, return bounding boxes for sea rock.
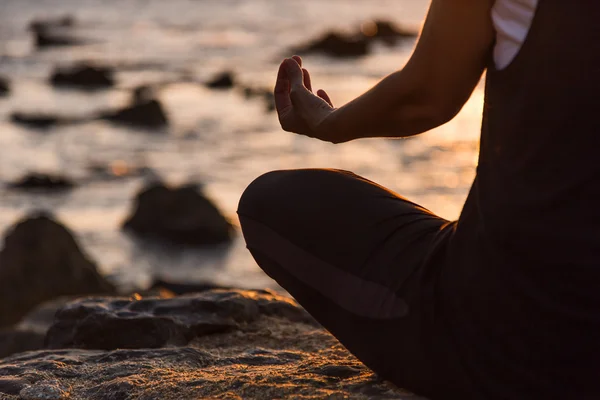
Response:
[205,71,235,89]
[0,289,420,399]
[45,289,315,350]
[293,31,370,58]
[29,16,75,33]
[101,98,168,129]
[242,86,275,112]
[7,173,75,192]
[29,16,82,49]
[50,63,115,89]
[360,20,417,45]
[122,182,233,246]
[0,213,115,328]
[0,76,10,96]
[10,112,70,129]
[32,29,83,49]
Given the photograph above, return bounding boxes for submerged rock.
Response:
[205,71,235,89]
[29,16,75,33]
[122,182,233,246]
[29,15,82,49]
[50,63,115,89]
[0,289,417,399]
[0,213,115,328]
[7,173,75,192]
[242,86,275,112]
[360,20,417,45]
[10,112,71,129]
[293,31,370,58]
[0,76,10,96]
[101,95,168,129]
[32,29,83,49]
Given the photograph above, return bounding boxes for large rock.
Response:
[360,20,417,45]
[0,76,10,96]
[0,213,115,328]
[9,112,71,129]
[29,16,82,49]
[50,63,115,89]
[294,31,370,58]
[242,86,275,112]
[6,173,75,193]
[0,289,423,399]
[205,71,235,89]
[122,182,233,246]
[45,289,315,350]
[29,16,75,33]
[101,97,168,129]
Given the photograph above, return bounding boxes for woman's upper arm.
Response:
[402,0,496,121]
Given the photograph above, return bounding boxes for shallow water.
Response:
[0,0,482,291]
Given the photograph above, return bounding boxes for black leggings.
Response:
[237,168,466,398]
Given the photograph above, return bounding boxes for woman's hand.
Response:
[274,56,339,143]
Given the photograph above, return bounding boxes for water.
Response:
[0,0,483,291]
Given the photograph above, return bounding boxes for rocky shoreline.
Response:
[0,214,422,399]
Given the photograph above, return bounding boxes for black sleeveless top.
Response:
[440,1,600,398]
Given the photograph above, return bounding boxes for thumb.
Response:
[283,58,305,89]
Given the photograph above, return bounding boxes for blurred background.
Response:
[0,0,483,292]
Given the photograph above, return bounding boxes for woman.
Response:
[238,0,600,398]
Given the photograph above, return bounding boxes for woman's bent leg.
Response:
[237,169,453,396]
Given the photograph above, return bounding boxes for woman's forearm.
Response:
[324,70,451,143]
[322,0,495,144]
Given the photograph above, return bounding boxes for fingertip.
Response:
[292,55,302,66]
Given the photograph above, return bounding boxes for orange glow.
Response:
[131,293,142,300]
[360,20,378,37]
[110,160,129,177]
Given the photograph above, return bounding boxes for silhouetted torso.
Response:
[442,1,600,398]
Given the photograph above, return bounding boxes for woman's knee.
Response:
[237,169,295,220]
[237,168,353,222]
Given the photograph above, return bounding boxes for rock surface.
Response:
[29,16,75,33]
[295,31,370,58]
[122,182,233,246]
[0,213,115,328]
[0,76,10,96]
[0,290,424,399]
[360,20,417,45]
[10,113,72,129]
[7,173,75,192]
[101,99,168,129]
[50,63,115,89]
[205,71,235,89]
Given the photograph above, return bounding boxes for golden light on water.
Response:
[110,160,129,177]
[360,20,378,37]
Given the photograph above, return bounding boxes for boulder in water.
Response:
[101,88,168,129]
[29,15,75,33]
[7,173,75,192]
[0,76,10,96]
[0,213,115,328]
[360,19,417,45]
[205,71,235,89]
[29,15,83,49]
[50,63,115,89]
[122,182,233,246]
[10,112,73,129]
[293,31,370,58]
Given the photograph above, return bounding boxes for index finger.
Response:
[274,60,292,116]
